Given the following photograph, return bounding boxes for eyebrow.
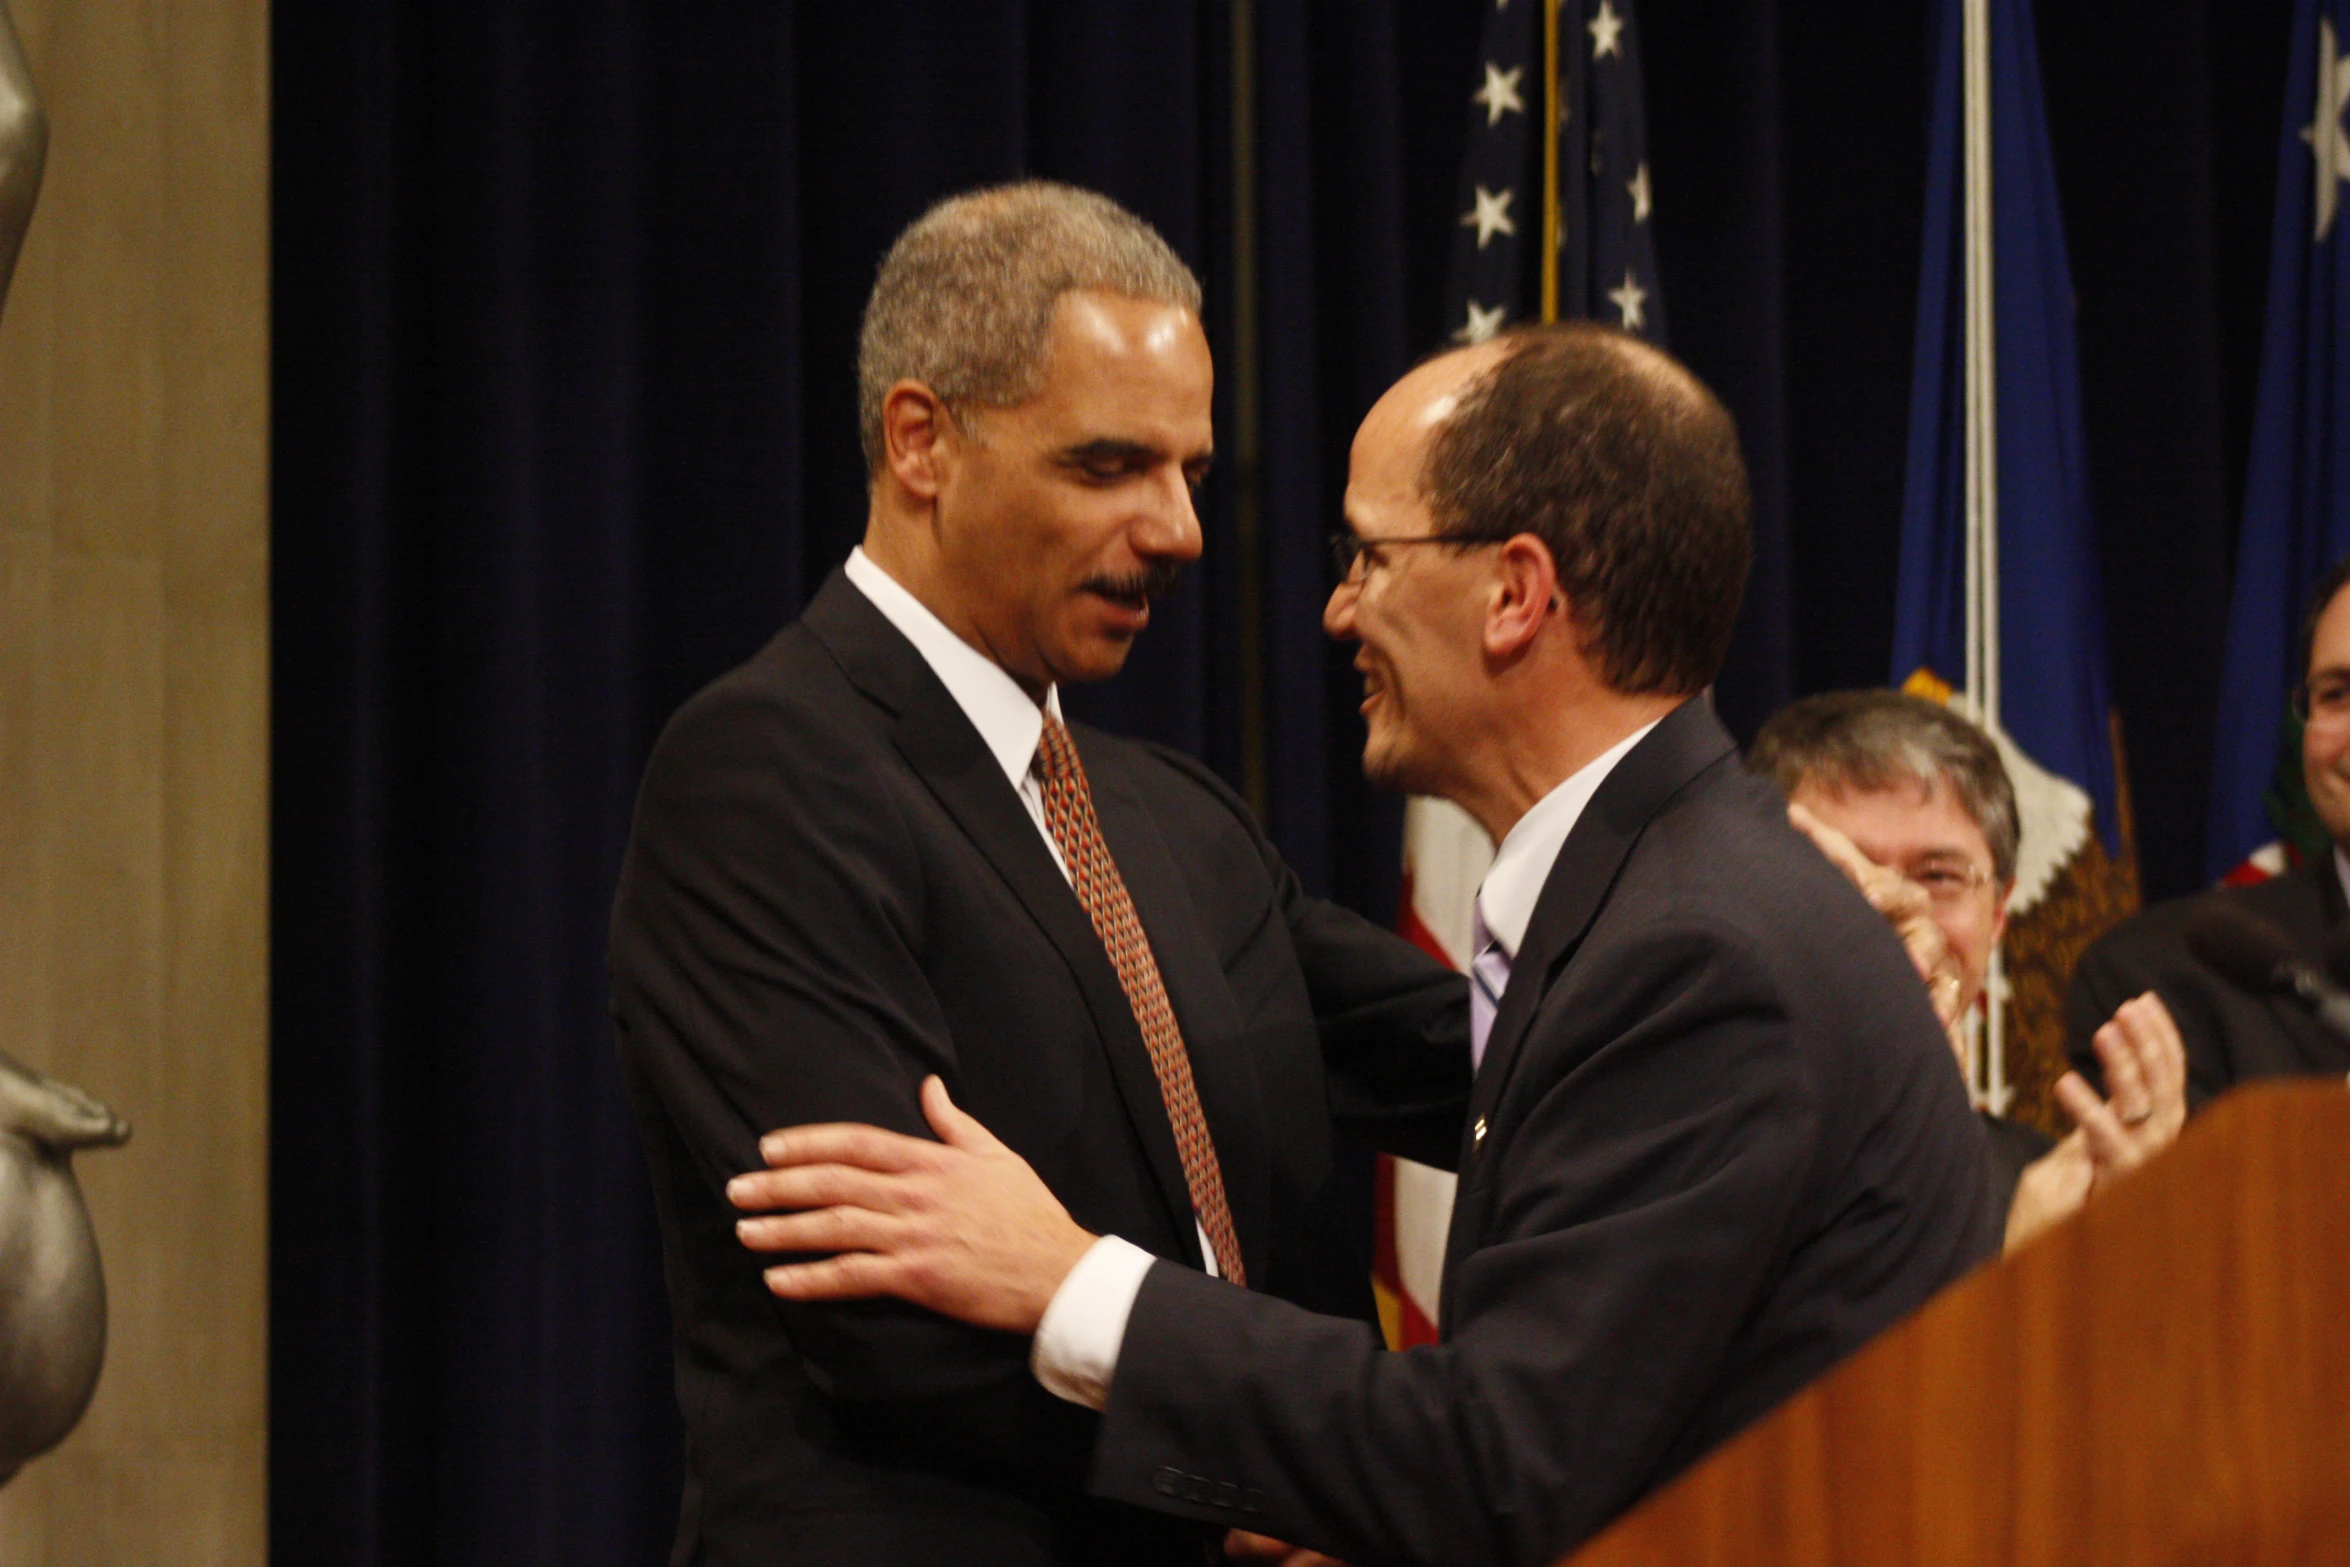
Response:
[1058,438,1157,464]
[1055,438,1215,475]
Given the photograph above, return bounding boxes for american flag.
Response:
[1375,0,1667,1352]
[1442,0,1665,348]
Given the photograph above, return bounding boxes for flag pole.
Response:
[1542,0,1561,322]
[1962,0,2008,1114]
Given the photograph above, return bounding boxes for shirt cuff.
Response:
[1030,1234,1157,1411]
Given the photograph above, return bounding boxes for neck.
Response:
[862,506,1049,705]
[1453,689,1683,844]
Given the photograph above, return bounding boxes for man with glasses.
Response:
[726,324,1999,1567]
[1746,691,2187,1249]
[2066,557,2350,1110]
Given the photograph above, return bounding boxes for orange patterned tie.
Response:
[1034,712,1246,1285]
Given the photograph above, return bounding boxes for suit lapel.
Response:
[801,574,1205,1264]
[1442,701,1738,1310]
[1090,750,1271,1284]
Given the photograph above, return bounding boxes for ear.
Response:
[1990,887,2012,947]
[881,381,956,501]
[1485,533,1558,658]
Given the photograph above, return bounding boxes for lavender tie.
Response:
[1468,900,1513,1073]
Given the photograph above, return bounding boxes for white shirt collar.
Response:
[2334,845,2350,911]
[1475,718,1661,959]
[843,546,1062,791]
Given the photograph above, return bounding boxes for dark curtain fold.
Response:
[272,3,2290,1562]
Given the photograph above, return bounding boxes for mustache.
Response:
[1083,561,1187,604]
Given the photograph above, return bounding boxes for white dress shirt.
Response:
[841,548,1216,1411]
[1472,718,1659,962]
[1029,715,1665,1410]
[844,547,1067,875]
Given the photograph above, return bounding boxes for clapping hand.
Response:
[2004,991,2187,1250]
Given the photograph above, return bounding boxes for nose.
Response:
[1323,575,1360,641]
[1136,470,1205,564]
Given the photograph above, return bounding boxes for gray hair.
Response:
[856,181,1203,472]
[1746,689,2020,885]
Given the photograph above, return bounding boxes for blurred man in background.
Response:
[1748,691,2186,1249]
[2068,558,2350,1107]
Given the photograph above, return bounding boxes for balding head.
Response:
[1417,323,1752,696]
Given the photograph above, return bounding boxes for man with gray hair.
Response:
[609,183,1465,1564]
[1747,690,2186,1247]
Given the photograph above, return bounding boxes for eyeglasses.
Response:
[1326,532,1485,584]
[2294,674,2350,730]
[1900,856,1996,906]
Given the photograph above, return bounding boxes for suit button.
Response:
[1473,1116,1488,1145]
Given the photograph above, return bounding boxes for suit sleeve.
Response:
[610,685,1089,1481]
[1087,918,1816,1567]
[1281,876,1473,1169]
[1136,742,1473,1168]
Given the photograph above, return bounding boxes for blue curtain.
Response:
[268,2,2282,1561]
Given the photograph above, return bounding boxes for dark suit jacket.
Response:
[1087,701,2003,1567]
[608,572,1467,1567]
[2066,856,2350,1112]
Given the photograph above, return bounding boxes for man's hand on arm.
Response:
[729,1075,1100,1334]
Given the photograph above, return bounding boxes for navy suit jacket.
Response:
[609,572,1468,1566]
[1088,700,2002,1567]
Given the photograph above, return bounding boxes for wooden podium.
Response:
[1564,1081,2350,1566]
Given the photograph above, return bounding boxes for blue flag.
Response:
[1892,0,2120,862]
[1892,0,2137,1130]
[2205,0,2350,879]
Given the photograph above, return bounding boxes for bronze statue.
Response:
[0,1051,128,1484]
[0,0,43,312]
[0,1,133,1487]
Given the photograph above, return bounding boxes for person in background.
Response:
[1747,690,2186,1249]
[2068,557,2350,1106]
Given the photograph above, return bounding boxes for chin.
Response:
[1051,639,1137,687]
[1360,736,1434,799]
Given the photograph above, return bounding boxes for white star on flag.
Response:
[1461,185,1518,249]
[1628,161,1652,223]
[1607,270,1647,331]
[1472,62,1526,128]
[2302,17,2350,241]
[1589,0,1625,61]
[1458,300,1508,344]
